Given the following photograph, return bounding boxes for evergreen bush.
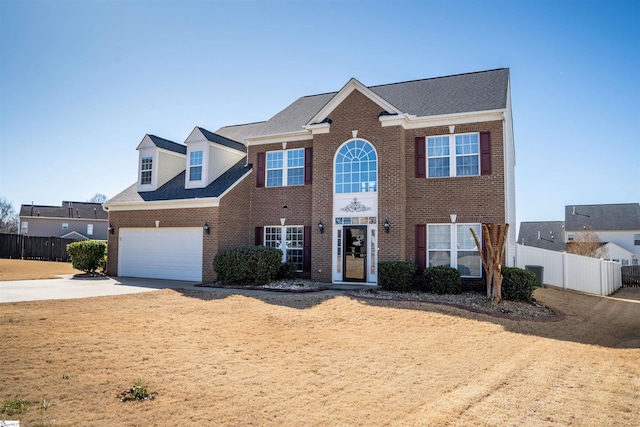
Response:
[213,246,282,284]
[66,240,107,274]
[423,265,462,294]
[378,261,417,292]
[501,267,537,302]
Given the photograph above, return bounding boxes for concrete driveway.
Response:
[0,276,353,303]
[0,276,205,303]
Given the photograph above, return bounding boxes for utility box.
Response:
[525,265,544,287]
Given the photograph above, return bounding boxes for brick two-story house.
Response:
[104,68,516,283]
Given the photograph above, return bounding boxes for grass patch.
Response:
[1,397,30,415]
[119,379,158,402]
[0,316,20,324]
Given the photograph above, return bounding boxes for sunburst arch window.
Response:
[335,139,377,194]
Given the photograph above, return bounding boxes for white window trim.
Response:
[266,148,305,188]
[427,223,482,278]
[334,138,378,194]
[21,221,28,233]
[62,223,69,229]
[264,225,304,271]
[427,132,480,178]
[140,156,153,185]
[189,151,203,181]
[87,224,94,236]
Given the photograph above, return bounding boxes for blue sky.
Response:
[1,0,638,228]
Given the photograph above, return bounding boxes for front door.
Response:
[343,226,367,282]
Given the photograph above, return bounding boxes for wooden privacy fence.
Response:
[0,233,76,262]
[622,266,640,287]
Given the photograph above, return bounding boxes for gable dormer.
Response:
[136,135,187,192]
[184,127,246,189]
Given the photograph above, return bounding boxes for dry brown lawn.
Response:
[1,268,639,426]
[0,259,80,281]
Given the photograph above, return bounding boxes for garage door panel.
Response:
[118,228,203,281]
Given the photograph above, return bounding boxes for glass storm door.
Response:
[343,226,367,282]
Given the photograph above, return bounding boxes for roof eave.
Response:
[380,108,506,129]
[104,197,221,212]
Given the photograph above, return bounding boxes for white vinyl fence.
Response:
[516,244,622,296]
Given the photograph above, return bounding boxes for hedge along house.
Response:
[104,68,516,284]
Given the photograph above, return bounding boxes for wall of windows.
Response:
[427,223,482,277]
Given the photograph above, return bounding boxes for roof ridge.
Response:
[292,68,508,100]
[148,134,185,146]
[218,121,266,129]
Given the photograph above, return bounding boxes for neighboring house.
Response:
[104,68,516,283]
[519,204,640,266]
[19,201,109,240]
[517,221,566,252]
[565,203,640,265]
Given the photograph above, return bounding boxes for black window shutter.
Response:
[415,137,426,178]
[304,147,313,185]
[255,226,264,246]
[480,132,492,175]
[256,152,265,187]
[303,225,311,272]
[415,224,426,271]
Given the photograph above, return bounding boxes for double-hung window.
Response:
[427,223,482,277]
[427,133,479,178]
[266,148,304,187]
[140,157,153,185]
[87,224,94,236]
[634,233,640,246]
[190,151,203,181]
[264,226,304,271]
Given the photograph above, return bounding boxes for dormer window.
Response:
[190,151,203,181]
[140,157,153,185]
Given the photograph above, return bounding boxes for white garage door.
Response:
[118,228,203,281]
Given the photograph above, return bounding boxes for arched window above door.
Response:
[335,139,377,194]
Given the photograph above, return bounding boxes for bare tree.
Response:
[87,193,107,203]
[0,197,19,233]
[567,227,607,259]
[470,223,510,303]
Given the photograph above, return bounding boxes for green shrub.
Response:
[120,379,157,402]
[423,265,462,294]
[501,267,537,302]
[277,262,298,280]
[66,240,107,273]
[378,261,417,292]
[213,246,282,284]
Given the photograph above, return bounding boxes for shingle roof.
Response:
[197,127,247,153]
[250,92,337,137]
[20,202,108,220]
[370,68,509,117]
[517,221,566,252]
[565,203,640,231]
[222,68,509,139]
[215,121,265,143]
[148,135,187,155]
[107,159,252,204]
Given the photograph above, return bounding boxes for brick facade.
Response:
[109,76,510,284]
